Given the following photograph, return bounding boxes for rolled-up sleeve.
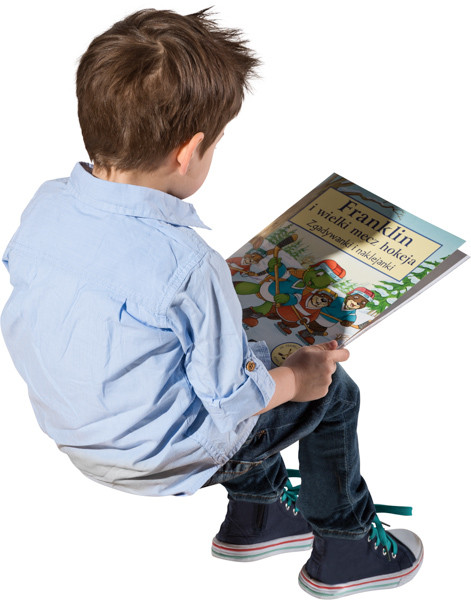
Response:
[167,249,275,432]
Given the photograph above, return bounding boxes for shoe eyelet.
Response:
[382,548,387,556]
[392,553,397,559]
[374,544,378,550]
[367,536,372,543]
[285,503,290,511]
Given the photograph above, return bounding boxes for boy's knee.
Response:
[330,364,361,408]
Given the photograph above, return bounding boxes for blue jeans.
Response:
[204,365,376,540]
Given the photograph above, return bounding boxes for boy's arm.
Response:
[256,366,295,414]
[256,341,350,415]
[167,250,275,428]
[167,249,349,424]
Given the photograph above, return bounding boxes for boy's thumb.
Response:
[316,339,338,351]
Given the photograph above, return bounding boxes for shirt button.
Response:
[246,360,256,372]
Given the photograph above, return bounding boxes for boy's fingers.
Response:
[315,340,338,352]
[296,340,349,363]
[332,348,350,363]
[311,340,349,362]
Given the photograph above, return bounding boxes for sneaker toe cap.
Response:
[389,528,423,561]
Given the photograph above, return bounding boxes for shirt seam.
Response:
[161,244,213,318]
[5,239,167,323]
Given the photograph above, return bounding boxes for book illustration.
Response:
[227,174,467,366]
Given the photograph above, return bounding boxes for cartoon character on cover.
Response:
[237,255,346,328]
[234,234,297,321]
[226,247,268,278]
[276,288,338,345]
[315,287,375,335]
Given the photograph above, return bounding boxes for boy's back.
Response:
[2,162,272,495]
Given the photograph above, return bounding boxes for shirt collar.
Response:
[68,162,210,229]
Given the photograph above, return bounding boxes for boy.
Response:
[1,8,423,597]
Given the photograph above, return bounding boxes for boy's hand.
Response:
[284,340,349,402]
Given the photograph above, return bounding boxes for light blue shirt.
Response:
[1,163,275,496]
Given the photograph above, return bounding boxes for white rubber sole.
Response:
[211,532,315,562]
[298,546,424,598]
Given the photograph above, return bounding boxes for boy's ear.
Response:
[175,132,205,175]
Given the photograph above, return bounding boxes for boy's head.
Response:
[76,8,259,175]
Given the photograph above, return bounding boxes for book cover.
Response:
[226,174,468,367]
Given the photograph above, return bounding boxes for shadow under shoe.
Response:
[299,509,424,598]
[212,470,314,561]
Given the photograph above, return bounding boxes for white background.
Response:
[1,1,470,599]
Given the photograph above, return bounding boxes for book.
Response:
[226,173,468,367]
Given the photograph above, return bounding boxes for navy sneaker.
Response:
[212,470,314,561]
[298,506,424,597]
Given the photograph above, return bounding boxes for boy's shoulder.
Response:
[5,163,227,319]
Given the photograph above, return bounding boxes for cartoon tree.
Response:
[367,258,445,314]
[333,278,357,295]
[266,225,297,247]
[266,226,311,262]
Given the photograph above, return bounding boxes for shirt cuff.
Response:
[213,345,275,430]
[248,340,272,370]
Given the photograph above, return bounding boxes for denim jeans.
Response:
[204,364,376,540]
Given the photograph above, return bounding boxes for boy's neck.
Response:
[90,130,220,200]
[92,164,175,195]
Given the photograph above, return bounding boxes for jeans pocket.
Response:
[202,458,263,487]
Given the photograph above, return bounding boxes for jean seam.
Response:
[342,410,366,531]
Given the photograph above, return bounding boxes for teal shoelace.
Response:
[281,469,302,514]
[371,504,413,559]
[282,470,413,558]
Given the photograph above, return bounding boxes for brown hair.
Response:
[76,8,260,172]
